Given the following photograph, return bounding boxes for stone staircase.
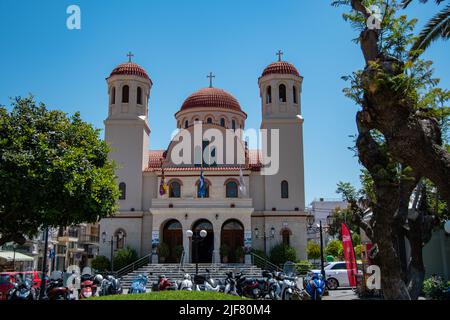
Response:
[120,263,264,290]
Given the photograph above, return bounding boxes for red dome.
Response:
[109,62,150,80]
[180,87,242,112]
[261,61,300,77]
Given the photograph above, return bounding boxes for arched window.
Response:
[110,86,116,104]
[226,181,238,198]
[137,87,142,105]
[197,180,210,198]
[169,181,181,198]
[207,117,212,124]
[232,120,236,131]
[293,86,298,104]
[119,182,126,200]
[282,229,290,246]
[184,120,189,129]
[220,118,225,127]
[266,86,272,104]
[279,84,286,102]
[281,180,289,198]
[122,85,129,103]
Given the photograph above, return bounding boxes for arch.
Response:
[281,228,292,246]
[184,120,189,129]
[281,180,289,199]
[231,119,236,131]
[220,117,226,127]
[119,182,126,200]
[114,228,127,250]
[225,180,238,198]
[221,219,244,263]
[293,85,298,104]
[207,117,213,124]
[122,85,129,103]
[168,179,182,198]
[137,86,142,105]
[192,219,214,263]
[279,84,287,102]
[266,86,272,104]
[162,219,183,263]
[110,86,116,104]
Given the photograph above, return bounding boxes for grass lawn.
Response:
[91,291,247,300]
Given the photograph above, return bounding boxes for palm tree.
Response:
[402,0,450,54]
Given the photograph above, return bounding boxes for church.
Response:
[99,52,308,265]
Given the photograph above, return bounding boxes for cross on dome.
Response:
[207,72,215,88]
[127,51,134,62]
[276,50,283,62]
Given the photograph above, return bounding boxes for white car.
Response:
[311,261,362,290]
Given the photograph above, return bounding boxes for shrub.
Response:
[113,247,138,271]
[296,259,313,275]
[220,244,230,257]
[269,244,297,266]
[235,246,244,260]
[174,245,184,262]
[307,240,321,260]
[423,275,450,300]
[325,240,343,259]
[91,255,111,272]
[157,243,170,258]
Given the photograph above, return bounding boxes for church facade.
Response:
[99,53,308,264]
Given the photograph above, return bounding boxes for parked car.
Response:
[311,262,362,290]
[0,271,45,300]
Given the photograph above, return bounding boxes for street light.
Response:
[102,230,125,273]
[186,229,207,275]
[254,227,275,256]
[306,214,327,279]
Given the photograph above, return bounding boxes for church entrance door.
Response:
[192,219,214,263]
[162,219,183,263]
[221,219,244,263]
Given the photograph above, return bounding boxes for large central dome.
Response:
[180,87,242,112]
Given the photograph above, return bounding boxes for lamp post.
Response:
[186,229,207,275]
[307,214,334,279]
[254,227,275,258]
[102,230,125,273]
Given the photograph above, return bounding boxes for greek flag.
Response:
[199,169,206,198]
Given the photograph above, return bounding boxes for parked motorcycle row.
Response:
[128,268,326,300]
[6,271,123,300]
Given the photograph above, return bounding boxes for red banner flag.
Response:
[341,223,357,287]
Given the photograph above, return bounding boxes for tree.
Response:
[325,240,343,259]
[402,0,450,53]
[91,255,111,272]
[269,244,297,266]
[113,247,138,271]
[0,96,119,245]
[333,0,449,300]
[307,240,321,260]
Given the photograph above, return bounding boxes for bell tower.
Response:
[104,53,152,211]
[258,51,305,211]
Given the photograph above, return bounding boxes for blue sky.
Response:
[0,0,448,205]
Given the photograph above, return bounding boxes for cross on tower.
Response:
[276,50,283,62]
[207,72,215,88]
[127,51,134,62]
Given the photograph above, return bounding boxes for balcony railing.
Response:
[79,234,99,244]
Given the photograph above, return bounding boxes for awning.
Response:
[0,251,34,262]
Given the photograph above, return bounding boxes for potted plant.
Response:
[158,242,170,263]
[174,245,184,263]
[220,244,230,263]
[235,246,245,263]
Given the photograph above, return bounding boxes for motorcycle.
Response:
[222,271,238,296]
[303,272,326,300]
[235,272,262,299]
[8,277,36,300]
[157,275,177,291]
[79,274,97,299]
[99,274,123,296]
[45,277,71,300]
[129,274,149,294]
[177,270,194,291]
[193,269,221,292]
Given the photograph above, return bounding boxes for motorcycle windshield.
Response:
[283,261,296,277]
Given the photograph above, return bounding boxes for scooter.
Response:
[177,270,194,291]
[100,274,123,296]
[129,274,149,294]
[45,277,71,300]
[157,275,177,291]
[193,269,221,292]
[8,278,36,300]
[235,273,262,299]
[223,271,239,296]
[79,274,97,299]
[274,272,302,300]
[303,272,326,300]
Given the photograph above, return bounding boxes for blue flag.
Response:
[199,170,206,198]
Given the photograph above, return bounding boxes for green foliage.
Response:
[295,260,313,275]
[157,242,170,258]
[91,255,111,272]
[235,246,244,260]
[423,275,450,300]
[269,244,297,266]
[0,96,119,245]
[355,244,364,258]
[220,244,230,257]
[307,240,321,260]
[325,240,343,259]
[93,291,247,300]
[113,247,138,271]
[174,245,184,261]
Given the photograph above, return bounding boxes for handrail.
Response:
[115,252,153,278]
[249,252,283,272]
[178,250,186,271]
